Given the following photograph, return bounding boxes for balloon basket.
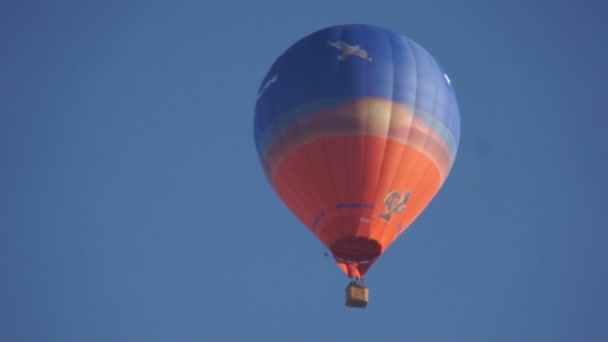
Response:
[345,281,369,308]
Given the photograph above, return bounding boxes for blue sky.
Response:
[1,0,606,341]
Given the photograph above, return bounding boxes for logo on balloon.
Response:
[257,74,278,100]
[378,190,411,221]
[327,40,372,62]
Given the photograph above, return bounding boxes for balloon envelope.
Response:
[254,24,460,279]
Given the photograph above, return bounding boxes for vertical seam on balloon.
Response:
[358,24,370,240]
[425,58,453,182]
[411,49,443,235]
[270,115,314,233]
[266,89,312,232]
[261,66,304,219]
[321,26,344,247]
[368,29,397,254]
[343,26,366,265]
[336,26,349,244]
[403,43,440,244]
[375,35,418,247]
[373,33,403,249]
[342,45,355,243]
[280,49,322,236]
[396,41,428,243]
[434,60,453,183]
[418,55,440,190]
[441,62,460,177]
[293,38,335,237]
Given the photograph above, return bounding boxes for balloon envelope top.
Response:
[253,24,460,279]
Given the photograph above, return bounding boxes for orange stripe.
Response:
[262,98,455,183]
[271,135,442,278]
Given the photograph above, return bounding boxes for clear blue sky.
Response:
[1,1,606,341]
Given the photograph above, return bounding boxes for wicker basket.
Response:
[345,283,369,308]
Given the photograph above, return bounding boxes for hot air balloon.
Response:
[253,24,460,308]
